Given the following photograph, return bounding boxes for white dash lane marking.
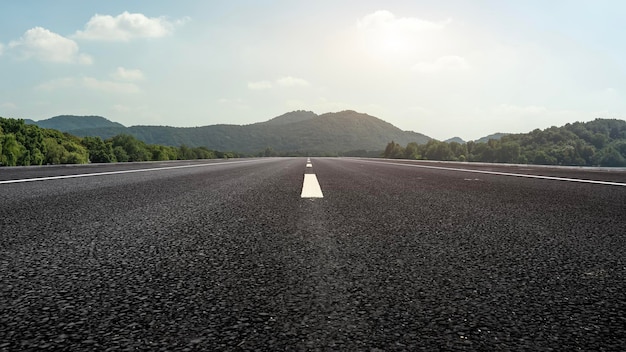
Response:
[306,163,313,168]
[301,174,324,198]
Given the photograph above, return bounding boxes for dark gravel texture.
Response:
[1,158,625,351]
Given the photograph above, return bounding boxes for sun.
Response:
[358,26,414,63]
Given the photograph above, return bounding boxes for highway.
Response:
[1,158,625,351]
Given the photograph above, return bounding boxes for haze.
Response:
[1,0,624,141]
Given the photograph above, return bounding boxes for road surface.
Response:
[1,158,625,351]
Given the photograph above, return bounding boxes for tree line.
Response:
[0,117,238,166]
[383,118,626,167]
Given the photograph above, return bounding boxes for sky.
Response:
[1,0,625,141]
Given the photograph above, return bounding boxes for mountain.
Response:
[260,110,317,126]
[444,137,465,144]
[474,133,508,143]
[30,111,432,153]
[30,115,125,131]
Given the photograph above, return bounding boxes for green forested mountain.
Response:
[384,118,626,167]
[474,133,508,143]
[29,110,432,153]
[444,137,465,144]
[29,115,125,131]
[259,110,317,126]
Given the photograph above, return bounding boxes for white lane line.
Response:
[306,163,313,168]
[359,160,626,187]
[0,159,263,185]
[301,174,324,198]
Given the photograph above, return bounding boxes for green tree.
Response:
[598,147,626,167]
[497,142,521,163]
[43,138,66,164]
[1,133,21,166]
[424,140,453,160]
[448,142,468,161]
[192,146,216,159]
[148,145,170,161]
[383,141,405,158]
[109,134,151,162]
[178,145,196,160]
[113,146,129,162]
[82,136,115,163]
[404,142,421,159]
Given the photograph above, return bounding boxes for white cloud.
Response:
[248,81,273,90]
[37,77,140,94]
[406,106,432,114]
[276,76,310,87]
[357,10,451,32]
[603,88,617,95]
[491,104,548,116]
[217,97,249,110]
[354,11,451,60]
[218,98,243,104]
[412,55,469,73]
[82,77,141,94]
[112,104,133,113]
[1,102,17,109]
[248,77,310,90]
[78,53,94,65]
[9,27,91,64]
[36,77,76,90]
[74,12,182,41]
[111,67,144,81]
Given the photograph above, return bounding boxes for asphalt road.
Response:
[1,158,625,351]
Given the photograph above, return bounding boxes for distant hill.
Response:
[474,133,508,143]
[29,115,125,131]
[259,110,317,126]
[444,137,465,144]
[33,111,432,153]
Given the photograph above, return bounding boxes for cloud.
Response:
[74,12,183,41]
[82,77,140,93]
[406,106,432,114]
[357,10,451,32]
[111,67,144,81]
[412,55,469,73]
[248,81,273,90]
[218,98,243,104]
[1,102,17,109]
[248,77,311,90]
[112,104,133,113]
[9,27,92,64]
[36,77,76,90]
[491,104,548,116]
[78,54,94,65]
[37,77,140,94]
[276,76,310,87]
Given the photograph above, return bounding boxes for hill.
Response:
[35,111,431,153]
[259,110,317,126]
[474,133,508,143]
[31,115,125,131]
[444,137,465,144]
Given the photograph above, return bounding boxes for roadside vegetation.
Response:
[0,117,238,166]
[383,118,626,167]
